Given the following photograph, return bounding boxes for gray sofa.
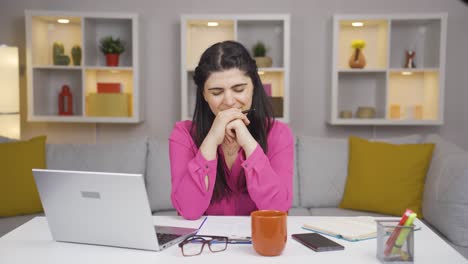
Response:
[1,134,467,259]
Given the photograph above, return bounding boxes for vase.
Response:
[106,54,119,67]
[254,56,273,67]
[349,48,366,69]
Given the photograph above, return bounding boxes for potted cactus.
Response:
[71,45,81,66]
[252,41,272,68]
[52,42,70,65]
[99,36,125,67]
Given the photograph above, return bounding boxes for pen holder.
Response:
[376,220,414,263]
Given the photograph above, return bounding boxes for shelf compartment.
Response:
[338,19,389,69]
[260,71,284,117]
[84,18,133,67]
[33,68,83,116]
[185,19,235,70]
[84,69,134,118]
[237,20,284,68]
[31,16,82,66]
[337,72,386,119]
[388,71,439,121]
[390,19,441,69]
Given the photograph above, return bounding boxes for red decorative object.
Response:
[106,54,119,66]
[58,85,73,115]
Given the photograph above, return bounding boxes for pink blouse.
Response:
[169,120,294,220]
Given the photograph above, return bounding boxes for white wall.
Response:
[1,0,467,148]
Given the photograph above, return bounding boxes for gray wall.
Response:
[1,0,467,148]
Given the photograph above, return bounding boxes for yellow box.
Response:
[86,93,131,117]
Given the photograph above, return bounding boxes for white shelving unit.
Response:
[25,10,141,123]
[329,14,447,125]
[180,14,290,122]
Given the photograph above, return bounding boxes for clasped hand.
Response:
[208,108,253,148]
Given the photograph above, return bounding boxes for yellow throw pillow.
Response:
[0,136,46,216]
[339,136,434,217]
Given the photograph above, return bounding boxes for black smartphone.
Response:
[292,233,345,252]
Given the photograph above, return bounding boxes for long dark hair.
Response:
[191,40,274,203]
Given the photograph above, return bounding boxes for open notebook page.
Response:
[303,216,377,241]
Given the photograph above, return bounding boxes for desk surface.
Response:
[0,216,466,264]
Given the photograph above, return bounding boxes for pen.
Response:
[228,236,252,244]
[242,109,255,115]
[196,216,208,234]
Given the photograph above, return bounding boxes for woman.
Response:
[169,40,293,220]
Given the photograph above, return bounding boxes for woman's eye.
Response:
[212,92,222,96]
[233,88,245,93]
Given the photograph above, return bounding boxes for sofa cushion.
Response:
[308,208,389,217]
[0,136,17,143]
[46,138,147,175]
[146,139,173,212]
[288,207,311,216]
[0,136,46,217]
[152,210,178,216]
[0,213,44,237]
[297,137,348,208]
[422,134,468,247]
[297,135,424,208]
[340,136,434,217]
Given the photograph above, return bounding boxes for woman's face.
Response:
[203,68,254,115]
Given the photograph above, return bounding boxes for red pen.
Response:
[384,209,413,256]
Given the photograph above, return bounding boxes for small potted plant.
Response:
[252,41,272,67]
[99,36,125,67]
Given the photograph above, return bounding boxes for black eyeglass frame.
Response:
[178,235,229,256]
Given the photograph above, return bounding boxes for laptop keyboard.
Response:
[157,233,183,245]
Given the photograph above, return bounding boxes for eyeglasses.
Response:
[178,235,229,257]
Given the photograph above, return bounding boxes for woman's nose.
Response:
[223,91,235,106]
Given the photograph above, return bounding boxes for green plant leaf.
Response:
[99,36,125,54]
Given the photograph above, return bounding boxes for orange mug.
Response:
[251,210,287,256]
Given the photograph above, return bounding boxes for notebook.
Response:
[302,216,377,242]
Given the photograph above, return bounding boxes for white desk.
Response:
[0,216,466,264]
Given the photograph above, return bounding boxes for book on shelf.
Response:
[97,82,122,93]
[302,216,377,242]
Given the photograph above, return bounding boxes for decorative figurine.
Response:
[349,39,366,69]
[404,50,416,68]
[58,85,73,115]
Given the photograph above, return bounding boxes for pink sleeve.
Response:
[169,123,217,220]
[240,123,294,212]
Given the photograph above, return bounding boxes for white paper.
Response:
[196,216,251,238]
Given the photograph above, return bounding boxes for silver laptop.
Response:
[32,169,198,251]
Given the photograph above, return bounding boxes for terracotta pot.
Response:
[254,56,273,67]
[349,48,366,69]
[106,54,119,67]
